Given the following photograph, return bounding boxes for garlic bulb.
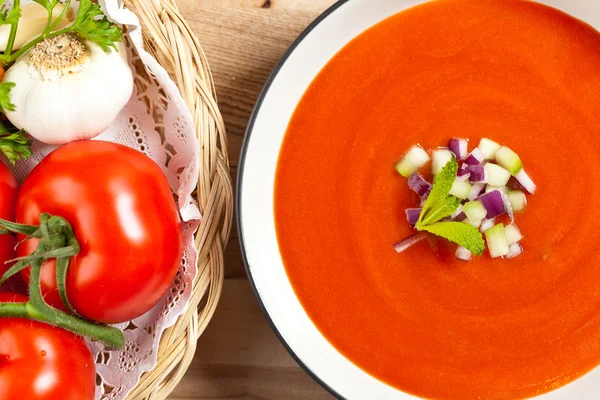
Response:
[3,33,134,145]
[0,3,72,51]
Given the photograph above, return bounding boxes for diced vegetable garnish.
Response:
[485,223,509,258]
[408,173,432,198]
[405,208,422,227]
[502,192,514,222]
[506,189,527,212]
[505,242,523,259]
[449,180,472,199]
[431,148,454,175]
[464,148,484,165]
[467,182,486,200]
[455,246,472,261]
[467,218,482,228]
[395,145,430,178]
[484,163,511,186]
[457,167,471,181]
[485,185,508,194]
[504,224,523,245]
[451,204,464,219]
[465,164,486,183]
[480,218,496,232]
[393,232,428,253]
[477,190,505,218]
[515,169,536,194]
[394,138,535,261]
[495,146,523,175]
[477,138,501,160]
[463,200,487,222]
[448,138,468,160]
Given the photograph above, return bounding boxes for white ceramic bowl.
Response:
[237,1,600,398]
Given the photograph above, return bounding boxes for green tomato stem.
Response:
[0,214,125,349]
[0,259,125,349]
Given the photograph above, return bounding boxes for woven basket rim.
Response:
[122,0,232,398]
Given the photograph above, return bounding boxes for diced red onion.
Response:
[467,182,486,200]
[464,148,484,165]
[480,218,496,232]
[515,169,536,194]
[457,167,471,181]
[408,173,432,198]
[453,212,467,222]
[455,246,472,261]
[405,208,422,227]
[477,190,506,218]
[448,138,468,160]
[465,164,486,183]
[393,232,428,253]
[501,192,514,222]
[450,204,463,219]
[507,176,523,190]
[505,242,523,259]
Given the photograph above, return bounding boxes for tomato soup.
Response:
[274,0,600,398]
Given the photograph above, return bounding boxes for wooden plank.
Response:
[194,0,336,11]
[170,279,333,399]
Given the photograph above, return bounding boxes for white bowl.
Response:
[237,1,600,398]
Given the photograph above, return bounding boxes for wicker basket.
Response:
[122,0,233,398]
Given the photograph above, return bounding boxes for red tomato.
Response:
[18,141,183,323]
[0,163,18,279]
[0,293,95,400]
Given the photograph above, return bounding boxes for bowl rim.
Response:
[236,1,600,399]
[237,1,350,398]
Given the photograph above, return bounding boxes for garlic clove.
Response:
[0,3,73,52]
[3,33,134,145]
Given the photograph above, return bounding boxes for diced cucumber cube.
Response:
[507,190,527,213]
[477,138,501,160]
[484,163,511,186]
[463,200,487,222]
[431,148,454,175]
[495,146,523,175]
[485,184,508,194]
[485,223,509,258]
[466,218,482,228]
[504,224,523,245]
[449,180,472,199]
[395,145,430,178]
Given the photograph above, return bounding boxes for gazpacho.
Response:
[275,0,600,398]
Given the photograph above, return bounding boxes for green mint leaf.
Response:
[419,196,461,227]
[417,157,459,226]
[0,81,15,113]
[421,221,485,256]
[71,0,122,51]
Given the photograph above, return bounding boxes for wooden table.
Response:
[170,1,337,399]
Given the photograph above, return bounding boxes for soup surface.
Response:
[274,0,600,398]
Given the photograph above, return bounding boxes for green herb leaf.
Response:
[411,157,485,256]
[417,157,459,226]
[33,0,59,12]
[0,2,20,26]
[421,221,485,255]
[71,0,122,51]
[0,82,15,113]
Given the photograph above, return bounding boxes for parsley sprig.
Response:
[415,158,485,255]
[0,0,123,163]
